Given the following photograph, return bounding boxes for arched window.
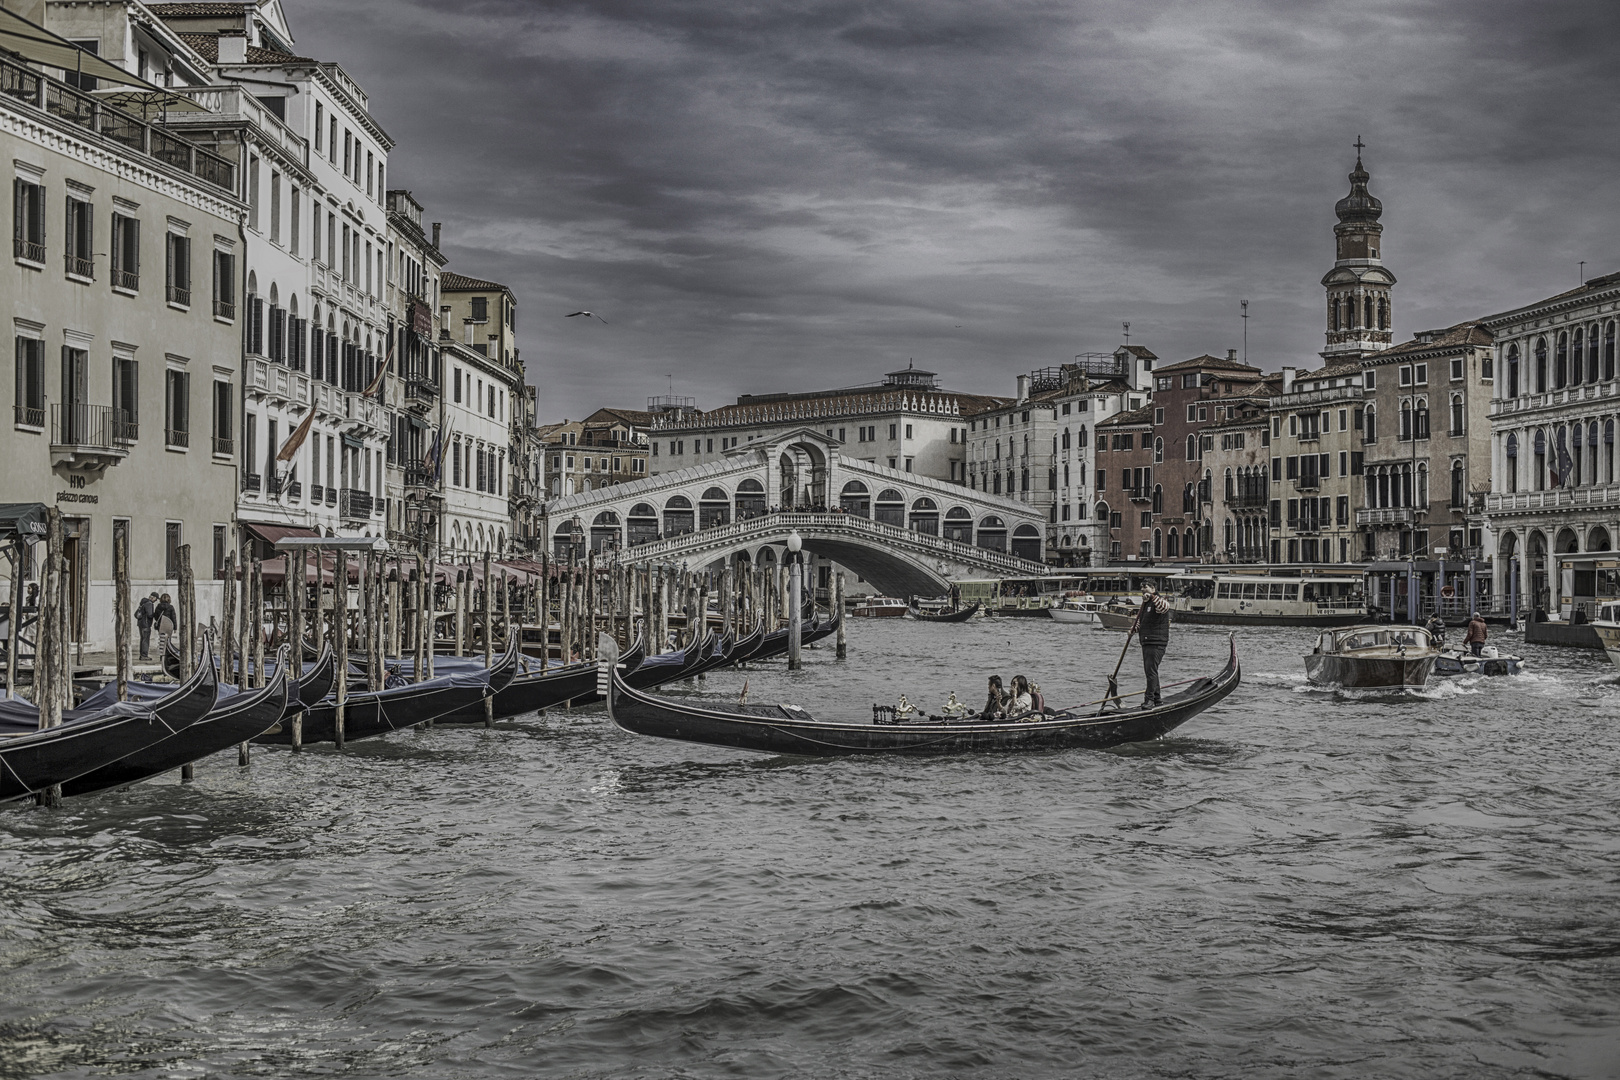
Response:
[1572,327,1586,385]
[1533,429,1547,491]
[1607,322,1617,382]
[735,478,766,518]
[1589,323,1601,383]
[627,502,659,545]
[1556,332,1569,389]
[1077,427,1089,448]
[1364,294,1374,329]
[1012,524,1042,560]
[838,480,870,517]
[1450,394,1464,437]
[1168,528,1180,557]
[976,516,1008,553]
[1365,403,1376,442]
[1061,429,1071,451]
[943,506,973,544]
[663,494,694,536]
[1094,501,1110,526]
[1505,432,1519,494]
[1378,296,1389,330]
[1153,528,1163,558]
[699,486,730,528]
[1507,343,1520,397]
[1450,461,1463,508]
[909,497,939,535]
[875,488,905,527]
[1186,434,1197,461]
[590,510,621,553]
[1535,337,1548,393]
[1154,436,1164,464]
[1330,294,1339,332]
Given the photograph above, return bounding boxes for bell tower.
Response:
[1321,139,1396,361]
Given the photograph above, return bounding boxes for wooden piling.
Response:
[414,550,428,684]
[332,550,347,749]
[835,572,847,660]
[5,539,21,701]
[387,560,400,659]
[114,529,130,702]
[250,556,265,689]
[37,507,64,806]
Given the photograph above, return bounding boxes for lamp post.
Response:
[786,529,803,670]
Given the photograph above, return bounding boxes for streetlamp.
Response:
[786,529,803,670]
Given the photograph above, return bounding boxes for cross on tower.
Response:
[1354,135,1365,156]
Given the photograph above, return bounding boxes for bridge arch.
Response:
[839,480,870,517]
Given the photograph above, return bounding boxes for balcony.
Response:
[1294,476,1321,493]
[112,269,139,292]
[339,488,373,520]
[1356,506,1415,526]
[286,481,302,502]
[1225,492,1269,510]
[214,298,235,320]
[167,284,191,307]
[212,436,233,456]
[326,488,337,507]
[1486,484,1620,516]
[165,427,189,449]
[14,238,44,263]
[403,465,439,490]
[14,404,44,428]
[405,378,437,410]
[1126,487,1150,502]
[49,404,129,471]
[265,473,282,496]
[310,483,323,503]
[242,472,261,493]
[66,253,94,279]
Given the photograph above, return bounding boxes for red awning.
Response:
[241,521,322,546]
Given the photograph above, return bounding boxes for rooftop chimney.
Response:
[1227,348,1238,363]
[1016,374,1030,402]
[1281,366,1296,395]
[431,222,441,249]
[217,30,247,65]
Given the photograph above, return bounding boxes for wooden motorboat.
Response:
[1,637,219,803]
[1095,599,1139,632]
[908,602,980,623]
[62,647,292,796]
[850,596,908,618]
[606,635,1241,756]
[1433,647,1525,677]
[1304,624,1438,688]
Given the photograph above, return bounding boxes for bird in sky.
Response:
[565,310,607,323]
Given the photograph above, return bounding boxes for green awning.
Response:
[0,503,48,541]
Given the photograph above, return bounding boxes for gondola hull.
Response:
[908,603,980,623]
[62,648,292,796]
[253,671,495,745]
[608,636,1241,756]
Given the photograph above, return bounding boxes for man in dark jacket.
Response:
[135,592,157,660]
[1464,612,1488,657]
[154,593,178,659]
[1132,582,1172,707]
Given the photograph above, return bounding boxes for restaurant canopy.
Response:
[240,521,321,546]
[1,7,162,92]
[0,504,48,542]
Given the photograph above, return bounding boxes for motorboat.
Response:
[1168,571,1368,626]
[1303,624,1438,688]
[1095,598,1139,632]
[1591,603,1620,673]
[1048,595,1100,625]
[850,596,908,618]
[1433,646,1525,677]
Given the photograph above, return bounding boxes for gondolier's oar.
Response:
[1104,621,1137,710]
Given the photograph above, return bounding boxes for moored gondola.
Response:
[1,637,220,803]
[62,646,292,796]
[623,629,718,690]
[608,635,1241,756]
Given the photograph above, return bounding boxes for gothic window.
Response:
[1507,343,1520,397]
[1556,332,1569,389]
[1450,394,1464,436]
[1535,338,1548,393]
[1589,323,1601,383]
[1330,296,1339,332]
[1505,432,1518,493]
[1533,429,1546,490]
[1607,322,1616,382]
[1572,328,1585,385]
[1154,437,1163,464]
[1378,296,1388,330]
[1186,433,1196,461]
[1364,295,1374,329]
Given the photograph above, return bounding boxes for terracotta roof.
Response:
[177,32,312,64]
[149,2,252,15]
[1154,354,1264,375]
[1119,345,1158,359]
[1374,322,1494,359]
[440,271,510,293]
[1294,360,1364,381]
[586,407,654,428]
[1096,404,1155,428]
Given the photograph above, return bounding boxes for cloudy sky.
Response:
[290,0,1620,420]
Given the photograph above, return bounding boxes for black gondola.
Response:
[166,639,334,713]
[623,629,718,690]
[254,640,517,745]
[61,647,292,796]
[608,634,1241,756]
[1,637,220,803]
[908,602,980,623]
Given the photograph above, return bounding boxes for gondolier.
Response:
[1132,582,1171,707]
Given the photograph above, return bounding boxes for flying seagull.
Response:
[565,310,607,323]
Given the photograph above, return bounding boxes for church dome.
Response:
[1335,155,1383,225]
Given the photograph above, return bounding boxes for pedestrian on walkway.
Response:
[155,593,177,660]
[136,592,157,660]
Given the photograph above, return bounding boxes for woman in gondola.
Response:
[1008,675,1033,717]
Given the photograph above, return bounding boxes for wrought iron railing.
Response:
[242,472,261,493]
[13,405,44,428]
[50,403,122,449]
[214,298,236,319]
[340,488,373,519]
[168,284,191,306]
[13,238,44,262]
[66,254,94,279]
[165,427,189,449]
[212,436,233,456]
[112,269,139,291]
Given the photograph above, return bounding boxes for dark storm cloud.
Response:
[287,0,1620,419]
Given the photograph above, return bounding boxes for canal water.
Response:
[2,619,1617,1079]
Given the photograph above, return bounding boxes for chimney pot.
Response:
[431,222,441,248]
[1281,365,1296,394]
[1227,348,1238,362]
[217,30,247,65]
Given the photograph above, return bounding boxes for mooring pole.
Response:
[835,571,847,660]
[114,529,130,702]
[333,550,347,750]
[787,531,803,671]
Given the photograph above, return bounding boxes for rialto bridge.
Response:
[538,429,1051,596]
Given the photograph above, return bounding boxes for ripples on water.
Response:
[2,620,1618,1079]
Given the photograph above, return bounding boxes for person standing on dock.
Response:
[155,594,177,661]
[1464,612,1488,657]
[136,593,157,660]
[1132,583,1171,708]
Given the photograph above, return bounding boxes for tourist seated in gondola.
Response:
[1007,675,1033,718]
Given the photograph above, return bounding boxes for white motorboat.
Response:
[1047,595,1101,625]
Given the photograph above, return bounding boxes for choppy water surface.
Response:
[3,620,1618,1079]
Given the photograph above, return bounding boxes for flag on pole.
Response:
[275,408,316,474]
[363,338,390,398]
[1553,430,1574,488]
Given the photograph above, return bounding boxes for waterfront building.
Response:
[647,365,1000,491]
[539,408,652,501]
[1266,362,1367,564]
[1483,272,1620,615]
[1148,350,1270,560]
[1,30,243,646]
[152,4,395,550]
[510,384,543,554]
[1092,405,1156,561]
[964,384,1057,547]
[1197,396,1274,564]
[382,189,446,556]
[1356,322,1495,562]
